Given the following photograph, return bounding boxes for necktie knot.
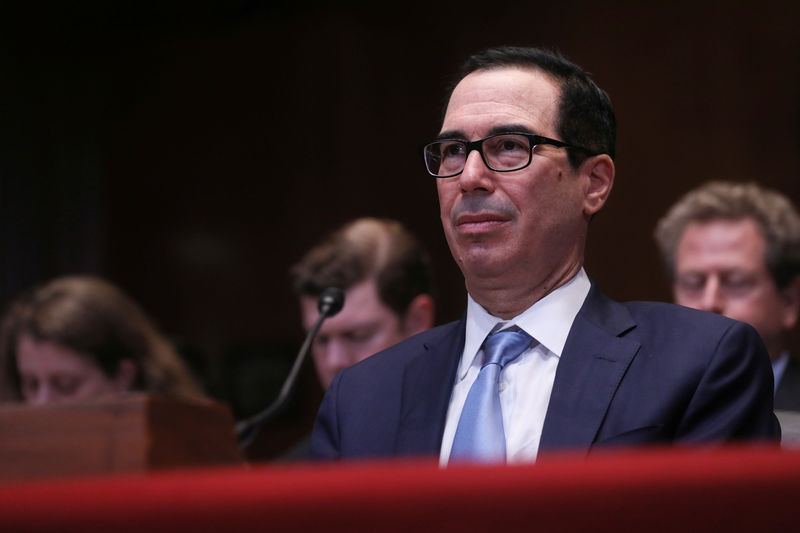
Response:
[482,328,533,369]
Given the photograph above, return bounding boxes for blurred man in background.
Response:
[283,217,435,458]
[292,217,435,390]
[655,181,800,409]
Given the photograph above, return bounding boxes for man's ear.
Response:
[780,276,800,330]
[402,293,436,336]
[582,154,615,216]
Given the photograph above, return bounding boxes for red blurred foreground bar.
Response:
[2,445,799,532]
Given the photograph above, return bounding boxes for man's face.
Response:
[674,218,799,360]
[16,335,131,404]
[300,280,409,389]
[436,68,591,293]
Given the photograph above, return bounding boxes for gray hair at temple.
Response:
[290,218,434,317]
[654,181,800,288]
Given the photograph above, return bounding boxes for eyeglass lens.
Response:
[425,134,532,177]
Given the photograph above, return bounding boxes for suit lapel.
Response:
[540,286,641,452]
[394,316,466,456]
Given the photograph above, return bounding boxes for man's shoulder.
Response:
[394,318,465,350]
[342,318,464,377]
[583,287,761,350]
[572,291,778,445]
[623,299,740,327]
[325,317,465,413]
[616,299,765,364]
[627,299,758,338]
[584,286,743,330]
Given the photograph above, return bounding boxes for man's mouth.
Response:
[454,212,510,233]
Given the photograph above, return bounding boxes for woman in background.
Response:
[0,275,204,404]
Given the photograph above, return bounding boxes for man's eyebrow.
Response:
[488,124,536,136]
[435,124,538,140]
[435,129,467,140]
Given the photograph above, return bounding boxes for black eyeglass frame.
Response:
[422,132,592,178]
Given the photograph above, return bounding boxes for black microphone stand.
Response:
[236,287,344,449]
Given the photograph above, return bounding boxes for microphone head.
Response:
[318,287,345,317]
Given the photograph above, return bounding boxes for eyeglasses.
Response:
[422,132,589,178]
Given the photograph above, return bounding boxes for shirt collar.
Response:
[459,268,592,379]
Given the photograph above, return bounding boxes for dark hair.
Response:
[655,181,800,289]
[290,218,434,317]
[0,275,204,402]
[444,46,616,168]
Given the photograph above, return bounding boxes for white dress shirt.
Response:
[439,269,591,465]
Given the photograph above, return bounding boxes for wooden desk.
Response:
[0,394,243,482]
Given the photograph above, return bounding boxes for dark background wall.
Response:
[2,1,799,458]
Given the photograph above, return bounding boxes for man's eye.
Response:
[500,139,525,152]
[51,375,83,395]
[676,274,705,292]
[487,136,527,154]
[21,376,39,395]
[315,335,330,347]
[442,142,465,157]
[722,274,756,291]
[346,330,375,343]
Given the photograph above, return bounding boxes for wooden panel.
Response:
[0,394,243,482]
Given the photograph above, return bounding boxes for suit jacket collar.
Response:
[539,284,640,452]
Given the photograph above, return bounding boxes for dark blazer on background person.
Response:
[776,356,800,411]
[311,284,780,460]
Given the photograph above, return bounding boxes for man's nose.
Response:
[458,151,495,193]
[30,384,55,405]
[322,340,352,369]
[698,278,725,315]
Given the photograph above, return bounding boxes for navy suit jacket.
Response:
[311,285,780,460]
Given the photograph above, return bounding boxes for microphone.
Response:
[236,287,344,449]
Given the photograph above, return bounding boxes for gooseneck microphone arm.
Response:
[236,287,345,449]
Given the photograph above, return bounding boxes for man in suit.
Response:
[311,47,780,464]
[655,181,800,410]
[282,218,436,459]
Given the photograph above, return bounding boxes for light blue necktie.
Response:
[450,327,533,463]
